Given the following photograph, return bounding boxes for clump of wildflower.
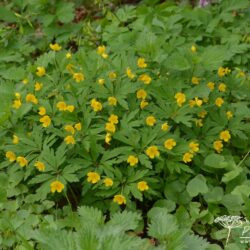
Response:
[175,92,186,107]
[207,82,215,90]
[126,67,135,79]
[214,140,223,153]
[50,43,62,51]
[146,146,160,159]
[64,135,76,145]
[164,139,176,150]
[91,99,102,112]
[12,135,19,144]
[127,155,139,167]
[113,194,126,205]
[73,72,84,82]
[6,151,16,162]
[34,161,45,171]
[161,123,169,131]
[103,178,113,187]
[36,66,46,77]
[146,116,156,126]
[97,45,108,59]
[137,58,147,68]
[215,97,224,107]
[35,82,43,91]
[40,115,51,127]
[189,141,199,153]
[136,89,147,99]
[108,96,117,106]
[26,93,38,104]
[218,66,231,77]
[50,181,64,193]
[137,181,149,191]
[218,83,226,92]
[87,172,100,184]
[183,152,193,163]
[138,74,151,84]
[192,77,200,85]
[220,130,231,142]
[16,156,28,167]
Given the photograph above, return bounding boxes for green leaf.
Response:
[222,168,243,183]
[186,175,208,197]
[56,3,75,23]
[204,154,228,169]
[165,52,190,71]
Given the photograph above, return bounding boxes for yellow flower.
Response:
[161,123,169,131]
[108,96,117,106]
[113,194,126,205]
[36,66,46,77]
[22,78,28,84]
[38,106,46,116]
[34,161,45,171]
[192,77,200,85]
[101,53,108,59]
[91,99,103,112]
[40,115,51,127]
[174,92,186,107]
[64,135,76,145]
[64,125,75,134]
[195,119,203,127]
[137,181,149,191]
[137,58,147,68]
[108,114,119,124]
[6,151,16,162]
[49,43,62,51]
[218,67,231,77]
[213,140,223,153]
[66,63,74,74]
[105,122,116,133]
[105,133,112,144]
[126,67,135,79]
[12,99,22,109]
[220,130,231,142]
[73,72,84,82]
[57,101,67,111]
[215,97,224,107]
[74,123,82,131]
[127,155,139,167]
[146,145,160,159]
[108,71,117,79]
[189,97,202,107]
[226,111,233,120]
[164,139,176,150]
[138,74,151,84]
[189,141,199,153]
[66,52,72,59]
[16,156,28,167]
[183,152,193,163]
[50,180,64,193]
[87,171,100,184]
[191,45,196,52]
[35,82,43,91]
[98,78,105,85]
[66,105,75,112]
[12,135,19,144]
[146,116,156,126]
[15,92,21,99]
[26,94,38,104]
[103,178,113,187]
[207,82,215,90]
[198,110,207,118]
[140,100,149,109]
[97,45,106,55]
[218,83,226,92]
[136,89,147,99]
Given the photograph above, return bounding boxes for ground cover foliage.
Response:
[0,0,250,249]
